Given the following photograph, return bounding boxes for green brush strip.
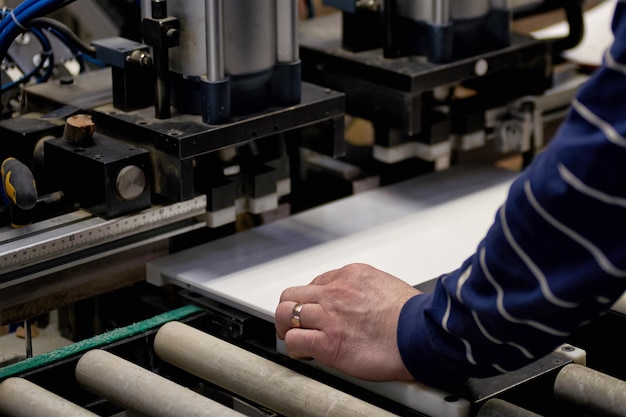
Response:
[0,304,203,380]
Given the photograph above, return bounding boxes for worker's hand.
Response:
[275,263,420,382]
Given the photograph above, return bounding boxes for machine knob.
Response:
[63,114,95,146]
[116,165,146,201]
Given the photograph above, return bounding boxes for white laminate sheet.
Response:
[147,165,517,323]
[146,165,518,417]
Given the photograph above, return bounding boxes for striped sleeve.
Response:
[397,1,626,389]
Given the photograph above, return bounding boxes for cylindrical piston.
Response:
[449,0,490,21]
[167,0,207,77]
[167,0,276,79]
[276,0,299,63]
[395,0,490,24]
[223,0,276,76]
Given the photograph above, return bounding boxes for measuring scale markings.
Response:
[0,195,207,273]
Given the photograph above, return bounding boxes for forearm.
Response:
[398,3,626,388]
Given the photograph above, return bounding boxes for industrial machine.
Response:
[298,0,588,180]
[0,0,344,327]
[1,0,625,416]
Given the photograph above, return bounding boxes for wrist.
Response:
[397,293,468,389]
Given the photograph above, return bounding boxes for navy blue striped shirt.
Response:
[398,1,626,388]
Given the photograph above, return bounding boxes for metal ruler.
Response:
[0,195,207,278]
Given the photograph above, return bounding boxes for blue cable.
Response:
[0,0,48,34]
[0,0,96,92]
[42,25,104,71]
[45,27,85,72]
[0,0,75,63]
[33,29,54,82]
[0,0,73,58]
[1,27,53,92]
[79,52,105,69]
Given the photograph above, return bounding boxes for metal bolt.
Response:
[474,59,488,76]
[116,165,146,201]
[166,28,179,45]
[127,50,152,67]
[356,0,380,11]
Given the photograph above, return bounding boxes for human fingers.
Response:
[275,301,297,339]
[307,267,336,284]
[279,281,325,304]
[308,263,387,286]
[283,327,328,361]
[275,301,314,337]
[275,301,328,338]
[280,264,360,303]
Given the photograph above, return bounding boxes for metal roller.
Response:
[154,321,398,417]
[477,398,543,417]
[554,364,626,417]
[0,377,98,417]
[75,349,244,417]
